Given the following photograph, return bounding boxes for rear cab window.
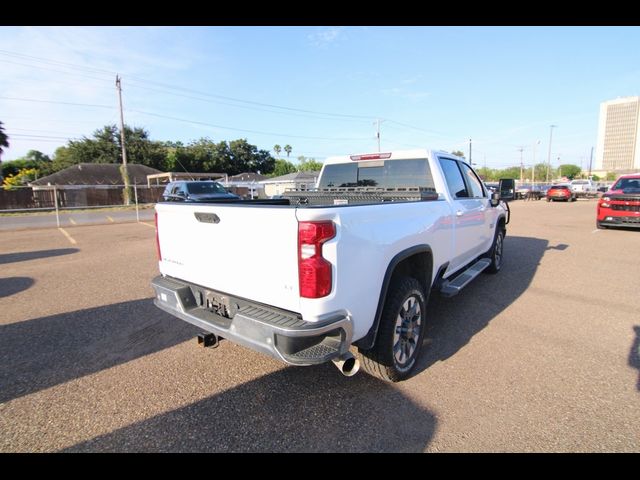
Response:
[318,158,435,190]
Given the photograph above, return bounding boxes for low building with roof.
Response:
[259,171,320,197]
[28,163,163,208]
[30,163,162,189]
[221,172,268,198]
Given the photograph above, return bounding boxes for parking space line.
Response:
[106,216,115,223]
[591,229,601,234]
[139,222,155,228]
[58,227,77,245]
[69,218,77,225]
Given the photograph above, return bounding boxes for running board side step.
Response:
[439,258,491,297]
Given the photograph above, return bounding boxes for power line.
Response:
[0,49,116,77]
[125,81,372,124]
[2,53,371,124]
[8,127,85,136]
[0,96,114,109]
[9,133,78,140]
[384,119,459,139]
[1,58,116,86]
[2,94,371,141]
[128,108,371,141]
[0,49,373,120]
[7,137,71,144]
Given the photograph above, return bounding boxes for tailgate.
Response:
[156,203,300,313]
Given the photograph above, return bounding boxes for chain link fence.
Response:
[0,184,165,227]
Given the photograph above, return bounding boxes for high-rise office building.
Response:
[595,96,640,172]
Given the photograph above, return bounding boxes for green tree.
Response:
[591,174,600,181]
[451,150,465,159]
[533,162,549,182]
[558,164,581,180]
[0,121,9,162]
[50,145,78,173]
[1,150,53,178]
[475,167,495,181]
[228,139,274,175]
[52,124,161,168]
[297,156,323,172]
[163,141,197,173]
[273,144,281,158]
[495,166,521,180]
[284,144,292,158]
[605,171,618,181]
[271,159,297,177]
[24,149,51,164]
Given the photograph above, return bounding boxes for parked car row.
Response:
[160,176,639,232]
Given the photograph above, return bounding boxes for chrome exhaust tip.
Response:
[332,352,360,377]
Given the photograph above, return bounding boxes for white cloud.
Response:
[401,75,423,85]
[307,27,344,48]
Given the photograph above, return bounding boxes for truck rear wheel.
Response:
[358,276,426,382]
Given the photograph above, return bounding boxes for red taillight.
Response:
[155,211,162,261]
[298,221,335,298]
[350,152,392,161]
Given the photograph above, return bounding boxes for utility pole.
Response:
[374,119,385,152]
[518,147,524,184]
[116,74,131,205]
[558,156,561,179]
[469,138,472,165]
[588,146,594,178]
[546,125,557,183]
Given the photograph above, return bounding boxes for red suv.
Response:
[546,185,576,202]
[596,174,640,229]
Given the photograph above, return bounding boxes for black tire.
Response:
[546,198,551,202]
[484,228,504,274]
[358,276,426,382]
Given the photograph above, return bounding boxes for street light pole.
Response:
[518,147,524,184]
[546,125,557,183]
[533,139,541,185]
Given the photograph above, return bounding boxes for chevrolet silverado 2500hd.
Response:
[152,150,509,382]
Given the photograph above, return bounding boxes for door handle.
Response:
[456,210,464,217]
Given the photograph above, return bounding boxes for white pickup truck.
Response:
[152,150,509,382]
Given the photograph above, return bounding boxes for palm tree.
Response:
[284,144,292,158]
[273,144,281,158]
[0,121,9,161]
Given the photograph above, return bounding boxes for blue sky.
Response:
[1,26,639,170]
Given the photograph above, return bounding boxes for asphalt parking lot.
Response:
[0,199,638,452]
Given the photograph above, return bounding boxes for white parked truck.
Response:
[152,150,509,382]
[569,179,596,197]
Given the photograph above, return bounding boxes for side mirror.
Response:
[490,191,500,207]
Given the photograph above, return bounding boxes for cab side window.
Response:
[439,158,469,199]
[459,162,486,198]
